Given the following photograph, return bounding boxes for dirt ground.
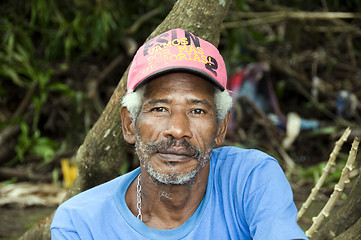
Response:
[0,206,56,240]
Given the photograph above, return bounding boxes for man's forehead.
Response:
[144,97,213,108]
[142,72,215,100]
[148,71,214,88]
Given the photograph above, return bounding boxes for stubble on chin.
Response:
[134,136,213,186]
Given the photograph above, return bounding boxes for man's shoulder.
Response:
[51,169,139,232]
[59,177,118,210]
[59,170,136,209]
[212,146,277,165]
[210,146,280,182]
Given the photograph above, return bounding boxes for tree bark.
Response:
[311,175,361,240]
[333,217,361,240]
[19,0,232,239]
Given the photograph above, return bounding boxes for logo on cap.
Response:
[141,29,218,77]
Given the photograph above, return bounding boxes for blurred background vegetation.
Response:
[0,0,171,170]
[0,0,361,238]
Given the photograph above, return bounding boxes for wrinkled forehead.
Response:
[142,72,216,103]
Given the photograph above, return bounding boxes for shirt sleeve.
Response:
[50,205,83,240]
[242,159,308,240]
[51,228,81,240]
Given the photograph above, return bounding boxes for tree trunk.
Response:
[311,175,361,240]
[333,217,361,240]
[19,0,232,239]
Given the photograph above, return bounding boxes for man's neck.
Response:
[125,163,210,230]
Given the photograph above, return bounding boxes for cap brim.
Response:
[133,67,225,92]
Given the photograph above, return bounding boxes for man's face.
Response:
[125,72,227,185]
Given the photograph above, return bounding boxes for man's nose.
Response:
[163,111,193,140]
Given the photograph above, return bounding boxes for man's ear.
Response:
[120,107,136,144]
[215,112,230,146]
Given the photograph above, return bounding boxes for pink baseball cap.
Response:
[127,28,228,93]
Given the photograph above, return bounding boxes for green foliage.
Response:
[1,178,18,186]
[234,0,250,11]
[0,0,169,165]
[13,122,58,165]
[119,161,130,176]
[1,19,35,88]
[28,0,114,60]
[296,152,349,187]
[258,0,361,12]
[309,126,339,136]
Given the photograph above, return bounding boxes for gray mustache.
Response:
[145,139,203,160]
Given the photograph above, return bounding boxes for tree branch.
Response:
[306,137,360,238]
[297,127,351,221]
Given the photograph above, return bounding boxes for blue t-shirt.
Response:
[51,146,308,239]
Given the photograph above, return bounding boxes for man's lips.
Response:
[157,148,195,161]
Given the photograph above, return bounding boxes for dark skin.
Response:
[120,73,230,229]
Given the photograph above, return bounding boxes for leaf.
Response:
[0,65,25,87]
[15,122,32,162]
[119,161,129,175]
[48,82,73,95]
[6,30,15,57]
[60,159,78,188]
[247,28,267,43]
[310,126,338,136]
[15,45,30,63]
[30,135,58,163]
[37,70,52,88]
[64,34,73,59]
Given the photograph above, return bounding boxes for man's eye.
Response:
[151,107,167,112]
[192,109,206,115]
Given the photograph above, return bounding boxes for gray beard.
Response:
[135,136,212,185]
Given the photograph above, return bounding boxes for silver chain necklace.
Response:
[136,173,142,221]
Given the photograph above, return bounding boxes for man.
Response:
[51,28,307,239]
